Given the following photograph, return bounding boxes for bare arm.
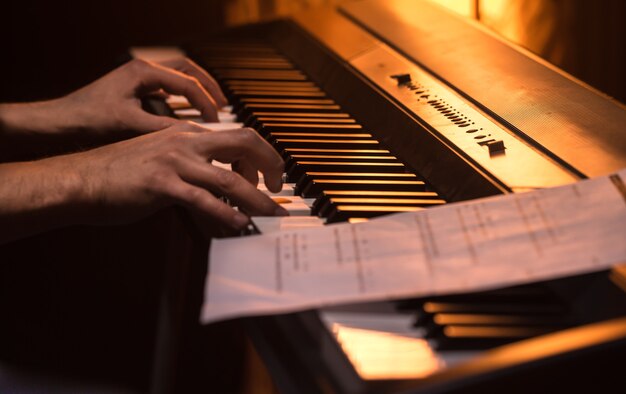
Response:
[0,123,287,245]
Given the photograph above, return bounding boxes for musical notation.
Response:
[201,169,626,324]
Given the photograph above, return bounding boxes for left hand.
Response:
[63,58,227,136]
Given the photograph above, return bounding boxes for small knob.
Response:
[390,73,411,85]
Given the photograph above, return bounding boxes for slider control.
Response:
[390,73,412,85]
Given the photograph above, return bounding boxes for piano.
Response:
[137,1,626,393]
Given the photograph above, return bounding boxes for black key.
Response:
[431,313,571,327]
[260,123,363,137]
[282,148,391,160]
[224,81,317,89]
[240,105,342,122]
[301,179,427,198]
[430,325,560,350]
[273,139,382,152]
[294,171,413,196]
[215,69,307,81]
[421,301,566,315]
[229,89,327,98]
[318,197,445,217]
[312,190,441,215]
[267,132,372,143]
[245,111,352,126]
[287,161,407,182]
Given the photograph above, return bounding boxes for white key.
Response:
[166,95,189,106]
[251,216,324,234]
[197,122,244,131]
[218,112,238,122]
[174,108,201,117]
[174,108,237,123]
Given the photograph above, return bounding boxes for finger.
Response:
[130,59,218,122]
[168,179,250,230]
[146,89,169,100]
[125,107,179,133]
[193,128,284,193]
[177,159,287,217]
[160,58,228,108]
[232,160,259,187]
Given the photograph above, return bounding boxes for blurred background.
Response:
[3,0,625,104]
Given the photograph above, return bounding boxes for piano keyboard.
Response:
[158,41,447,229]
[136,39,592,383]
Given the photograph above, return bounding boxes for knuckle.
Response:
[238,127,259,144]
[184,186,205,205]
[161,148,184,165]
[215,169,240,191]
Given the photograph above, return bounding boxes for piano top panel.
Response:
[340,0,626,178]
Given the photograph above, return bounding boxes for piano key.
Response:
[269,197,311,216]
[421,301,566,315]
[166,94,192,109]
[430,325,561,350]
[261,125,364,138]
[256,117,356,124]
[217,72,308,81]
[247,113,355,128]
[283,148,391,159]
[267,132,371,141]
[431,313,571,327]
[196,122,244,131]
[317,198,445,218]
[224,80,317,89]
[286,156,399,173]
[251,216,325,234]
[301,180,428,198]
[312,190,441,215]
[241,104,342,117]
[274,139,382,152]
[294,172,414,196]
[239,98,335,105]
[287,162,407,182]
[326,205,425,223]
[230,90,327,98]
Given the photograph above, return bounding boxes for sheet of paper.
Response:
[201,170,626,324]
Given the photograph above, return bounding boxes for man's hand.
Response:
[65,58,228,134]
[0,58,227,145]
[0,123,287,244]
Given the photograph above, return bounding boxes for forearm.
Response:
[0,99,98,160]
[0,99,82,136]
[0,158,87,244]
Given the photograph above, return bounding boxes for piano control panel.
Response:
[348,44,579,192]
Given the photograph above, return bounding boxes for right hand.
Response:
[60,122,287,230]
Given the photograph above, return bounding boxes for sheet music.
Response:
[201,169,626,324]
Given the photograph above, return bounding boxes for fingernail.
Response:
[233,213,250,228]
[274,206,290,217]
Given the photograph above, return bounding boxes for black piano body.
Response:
[160,1,626,393]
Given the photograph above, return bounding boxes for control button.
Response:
[487,140,506,155]
[390,73,411,85]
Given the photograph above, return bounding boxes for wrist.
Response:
[0,156,89,243]
[0,99,82,136]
